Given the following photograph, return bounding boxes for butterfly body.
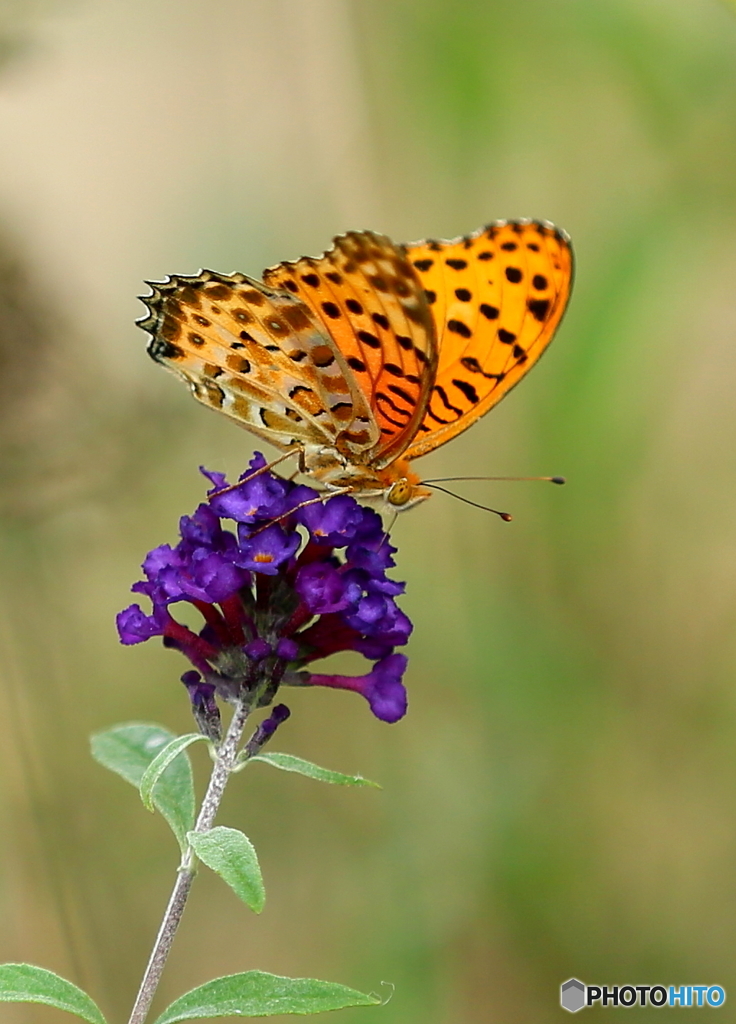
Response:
[301,449,429,510]
[139,220,573,510]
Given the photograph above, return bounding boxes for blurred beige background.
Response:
[2,1,736,1021]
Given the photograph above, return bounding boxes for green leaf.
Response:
[90,722,196,850]
[153,971,380,1022]
[187,827,265,913]
[0,964,107,1024]
[140,733,207,812]
[250,752,380,789]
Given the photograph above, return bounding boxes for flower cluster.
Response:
[117,454,411,734]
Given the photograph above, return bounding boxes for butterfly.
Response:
[138,219,573,510]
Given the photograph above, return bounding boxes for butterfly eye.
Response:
[387,479,413,507]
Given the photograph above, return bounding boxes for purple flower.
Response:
[234,523,300,575]
[294,562,348,614]
[244,638,272,661]
[304,654,408,724]
[181,671,222,743]
[206,453,289,524]
[297,494,368,545]
[117,603,164,644]
[178,504,227,550]
[117,453,412,730]
[244,703,291,757]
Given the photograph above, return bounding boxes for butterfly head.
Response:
[378,462,431,512]
[384,477,428,510]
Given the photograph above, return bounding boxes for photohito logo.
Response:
[560,979,726,1012]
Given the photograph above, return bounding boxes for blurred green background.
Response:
[2,1,736,1020]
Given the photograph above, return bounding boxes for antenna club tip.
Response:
[500,512,513,522]
[551,476,566,485]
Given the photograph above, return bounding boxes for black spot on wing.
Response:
[527,298,550,322]
[372,312,389,330]
[453,379,479,404]
[461,356,505,381]
[357,330,381,349]
[447,319,472,338]
[414,347,429,365]
[148,337,183,362]
[479,304,499,320]
[387,383,414,404]
[376,391,412,426]
[433,385,462,416]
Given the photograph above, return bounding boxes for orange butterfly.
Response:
[139,220,573,510]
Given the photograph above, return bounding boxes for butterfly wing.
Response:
[402,219,573,461]
[263,230,437,469]
[139,221,571,487]
[138,269,378,454]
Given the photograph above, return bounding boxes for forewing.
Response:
[138,269,369,453]
[263,230,437,467]
[402,220,573,460]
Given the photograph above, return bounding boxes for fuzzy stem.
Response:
[126,699,251,1024]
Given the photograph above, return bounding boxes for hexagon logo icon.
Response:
[561,978,586,1013]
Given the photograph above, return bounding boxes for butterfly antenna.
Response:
[422,475,565,485]
[423,483,512,521]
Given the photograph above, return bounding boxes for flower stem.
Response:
[126,699,251,1024]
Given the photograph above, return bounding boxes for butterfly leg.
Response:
[207,449,301,501]
[378,512,399,551]
[250,489,351,537]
